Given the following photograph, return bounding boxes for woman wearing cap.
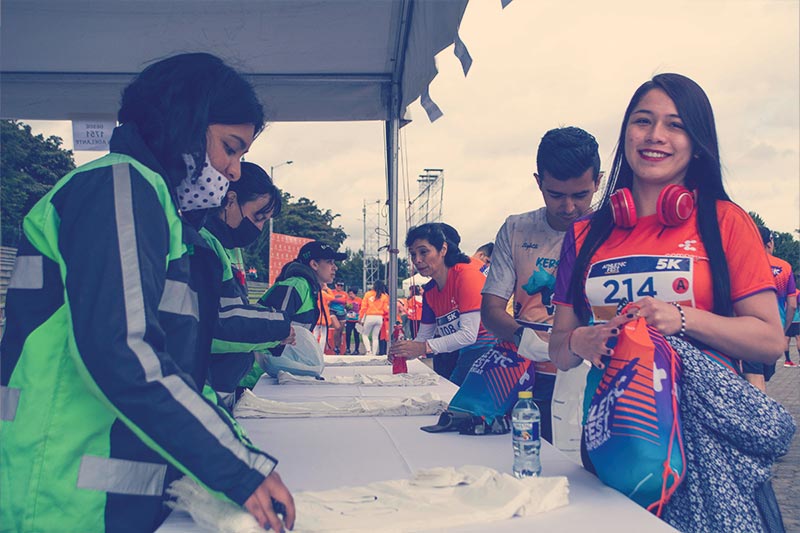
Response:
[1,53,294,532]
[242,242,346,385]
[389,223,497,384]
[201,161,295,402]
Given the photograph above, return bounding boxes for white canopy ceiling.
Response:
[0,0,479,326]
[0,0,469,123]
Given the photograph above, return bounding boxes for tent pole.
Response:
[386,82,400,341]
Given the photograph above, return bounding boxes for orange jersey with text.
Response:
[554,200,776,321]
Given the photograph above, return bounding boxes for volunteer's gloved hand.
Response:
[244,471,295,532]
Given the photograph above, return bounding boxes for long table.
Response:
[159,359,676,532]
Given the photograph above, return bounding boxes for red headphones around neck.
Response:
[609,184,695,228]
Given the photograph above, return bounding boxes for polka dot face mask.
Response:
[177,152,230,211]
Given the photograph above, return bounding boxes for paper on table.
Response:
[277,370,439,386]
[167,465,569,532]
[233,389,448,419]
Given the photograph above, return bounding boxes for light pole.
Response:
[268,161,293,283]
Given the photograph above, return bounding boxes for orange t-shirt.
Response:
[360,290,389,318]
[421,260,495,348]
[554,200,776,321]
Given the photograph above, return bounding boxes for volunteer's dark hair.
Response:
[226,162,282,217]
[569,73,731,322]
[536,126,601,182]
[118,52,265,185]
[373,280,388,299]
[476,242,494,257]
[757,226,772,246]
[405,222,470,268]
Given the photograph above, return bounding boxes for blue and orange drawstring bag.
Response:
[585,307,685,515]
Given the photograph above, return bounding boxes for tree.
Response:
[334,249,410,293]
[242,192,348,281]
[1,120,76,246]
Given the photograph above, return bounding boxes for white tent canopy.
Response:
[0,0,469,123]
[0,0,474,325]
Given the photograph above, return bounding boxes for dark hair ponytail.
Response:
[225,162,282,217]
[373,280,388,299]
[405,223,470,268]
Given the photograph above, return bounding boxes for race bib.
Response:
[435,309,460,337]
[585,255,694,322]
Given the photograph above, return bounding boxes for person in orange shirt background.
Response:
[329,281,349,354]
[359,280,389,355]
[314,283,335,352]
[344,288,362,354]
[405,285,423,338]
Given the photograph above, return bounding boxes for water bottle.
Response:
[512,390,541,478]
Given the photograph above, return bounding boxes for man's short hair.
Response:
[475,242,494,257]
[536,126,601,182]
[757,225,772,246]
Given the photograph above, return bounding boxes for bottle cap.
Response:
[518,391,533,399]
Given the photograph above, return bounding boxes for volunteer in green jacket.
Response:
[0,53,295,533]
[241,242,346,387]
[203,162,295,401]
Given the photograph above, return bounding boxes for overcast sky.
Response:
[27,0,799,260]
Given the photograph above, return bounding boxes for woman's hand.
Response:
[388,340,427,360]
[280,326,296,346]
[569,312,637,369]
[631,297,683,336]
[244,471,295,532]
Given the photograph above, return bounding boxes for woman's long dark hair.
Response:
[373,280,388,299]
[569,73,732,322]
[118,52,265,185]
[405,222,470,268]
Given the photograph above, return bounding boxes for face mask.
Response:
[230,216,262,248]
[176,152,229,212]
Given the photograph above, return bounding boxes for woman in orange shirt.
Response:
[359,280,389,355]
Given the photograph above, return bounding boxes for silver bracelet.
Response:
[670,302,686,337]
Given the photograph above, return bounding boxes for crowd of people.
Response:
[1,51,796,533]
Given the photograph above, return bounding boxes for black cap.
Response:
[297,241,347,264]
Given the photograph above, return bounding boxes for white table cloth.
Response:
[158,360,677,532]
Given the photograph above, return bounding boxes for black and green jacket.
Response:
[238,262,322,388]
[199,225,290,394]
[0,124,278,532]
[258,261,322,331]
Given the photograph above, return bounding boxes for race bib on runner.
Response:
[435,310,460,337]
[585,255,695,322]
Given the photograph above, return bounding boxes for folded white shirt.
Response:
[277,370,439,387]
[323,355,391,367]
[233,389,447,418]
[167,465,569,532]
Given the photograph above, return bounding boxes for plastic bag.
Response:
[263,327,325,378]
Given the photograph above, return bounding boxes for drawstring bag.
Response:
[444,342,533,432]
[262,327,325,378]
[585,308,684,515]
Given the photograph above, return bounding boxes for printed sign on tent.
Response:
[71,120,115,151]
